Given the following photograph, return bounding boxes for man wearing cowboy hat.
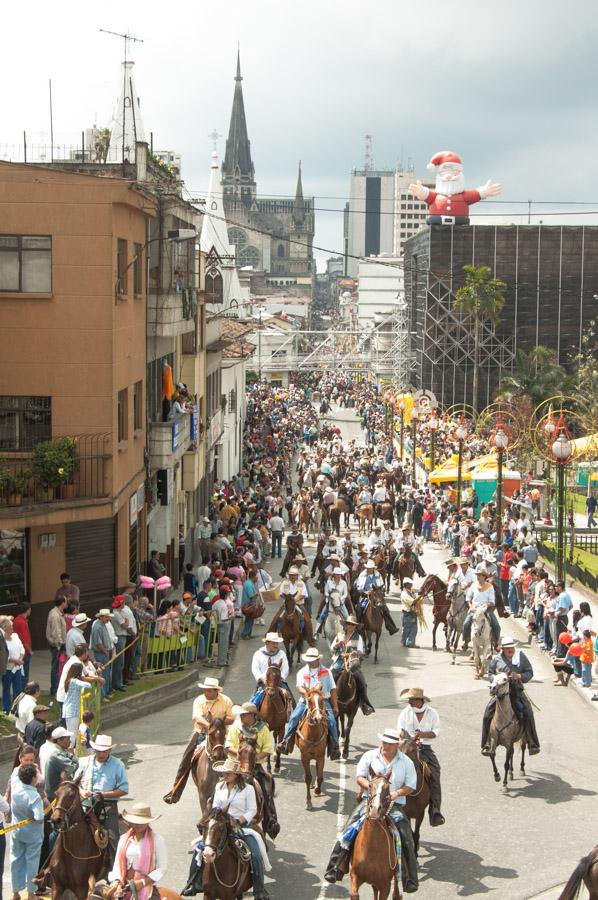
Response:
[76,734,128,862]
[226,702,280,839]
[400,577,418,648]
[280,524,304,577]
[269,571,315,644]
[398,688,445,826]
[163,677,234,804]
[330,617,375,716]
[90,609,115,701]
[277,648,341,759]
[109,802,167,898]
[354,560,399,636]
[65,612,91,658]
[457,556,475,593]
[315,566,350,637]
[324,727,418,891]
[482,637,540,755]
[462,563,501,649]
[249,633,292,710]
[393,524,425,578]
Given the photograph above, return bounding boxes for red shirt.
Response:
[13,614,32,655]
[499,550,515,581]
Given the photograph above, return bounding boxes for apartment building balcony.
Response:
[149,413,193,470]
[147,288,197,339]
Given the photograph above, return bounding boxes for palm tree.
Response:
[454,265,506,413]
[497,345,572,407]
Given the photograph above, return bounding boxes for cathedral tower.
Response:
[221,50,256,207]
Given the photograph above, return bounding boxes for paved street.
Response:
[4,406,595,899]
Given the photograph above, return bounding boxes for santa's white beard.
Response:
[435,172,465,196]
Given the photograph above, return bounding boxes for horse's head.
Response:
[490,672,510,698]
[366,769,392,821]
[51,776,83,831]
[472,604,489,637]
[203,808,231,864]
[370,588,384,607]
[329,590,343,610]
[238,736,257,775]
[265,665,282,692]
[282,593,295,612]
[306,684,324,722]
[207,717,227,762]
[397,734,420,762]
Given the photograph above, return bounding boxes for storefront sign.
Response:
[191,405,198,442]
[137,482,145,512]
[129,491,138,526]
[208,409,223,448]
[172,419,180,452]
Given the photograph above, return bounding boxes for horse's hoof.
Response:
[501,785,509,794]
[314,788,322,796]
[494,773,501,782]
[306,802,312,810]
[432,646,437,652]
[451,659,456,666]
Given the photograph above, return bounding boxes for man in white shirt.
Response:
[457,557,475,593]
[315,568,350,635]
[65,613,91,658]
[268,513,285,559]
[372,481,388,504]
[397,687,444,827]
[367,525,383,552]
[249,633,291,709]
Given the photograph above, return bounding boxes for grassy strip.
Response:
[543,541,598,578]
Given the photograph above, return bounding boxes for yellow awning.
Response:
[571,433,598,458]
[429,455,473,484]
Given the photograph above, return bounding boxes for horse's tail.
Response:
[557,850,597,900]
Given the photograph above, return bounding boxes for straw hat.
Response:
[301,647,322,663]
[263,632,283,644]
[72,613,91,628]
[288,566,300,575]
[197,676,223,691]
[213,758,241,775]
[403,577,414,585]
[400,687,430,702]
[343,615,361,628]
[233,702,259,717]
[365,560,376,569]
[445,558,458,567]
[377,728,402,745]
[96,609,113,619]
[90,734,113,752]
[499,637,517,649]
[122,802,161,825]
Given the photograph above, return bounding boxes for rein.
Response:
[204,819,245,890]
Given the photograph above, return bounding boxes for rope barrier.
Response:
[0,798,57,836]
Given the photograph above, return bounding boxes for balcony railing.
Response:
[0,433,110,507]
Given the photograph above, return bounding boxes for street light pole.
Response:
[543,414,556,525]
[493,424,509,542]
[551,418,572,586]
[429,413,438,472]
[411,407,419,487]
[455,418,468,512]
[398,398,406,461]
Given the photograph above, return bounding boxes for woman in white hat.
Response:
[461,563,501,649]
[109,802,166,900]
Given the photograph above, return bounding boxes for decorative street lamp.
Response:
[455,417,468,511]
[397,396,407,461]
[429,413,439,473]
[411,406,420,487]
[543,413,556,525]
[491,421,509,541]
[551,417,573,585]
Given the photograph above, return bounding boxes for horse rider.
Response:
[292,553,313,614]
[341,530,357,561]
[462,563,501,648]
[356,484,373,511]
[322,534,342,562]
[249,633,293,710]
[330,616,375,716]
[324,727,419,892]
[380,520,395,550]
[367,524,383,552]
[76,733,128,863]
[354,560,399,636]
[277,648,341,760]
[271,568,315,643]
[397,688,445,826]
[163,677,234,804]
[225,702,280,839]
[280,525,304,577]
[445,557,460,597]
[395,525,426,578]
[400,577,418,648]
[482,637,540,755]
[109,801,167,900]
[315,567,350,636]
[457,556,475,594]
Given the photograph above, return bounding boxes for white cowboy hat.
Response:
[263,632,283,643]
[474,563,488,575]
[400,687,430,702]
[459,557,470,565]
[72,613,91,627]
[89,733,114,752]
[96,609,113,618]
[232,702,259,717]
[499,637,517,648]
[365,560,376,569]
[51,726,73,740]
[403,577,414,585]
[122,802,161,825]
[213,758,242,774]
[301,647,322,663]
[377,728,402,745]
[445,558,459,567]
[197,676,223,691]
[288,566,300,575]
[333,566,344,575]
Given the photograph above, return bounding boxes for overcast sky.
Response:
[3,0,597,267]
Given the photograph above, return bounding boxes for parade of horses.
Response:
[2,371,596,900]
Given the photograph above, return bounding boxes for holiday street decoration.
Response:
[409,150,501,225]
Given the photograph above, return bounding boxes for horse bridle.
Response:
[52,782,83,832]
[203,814,244,889]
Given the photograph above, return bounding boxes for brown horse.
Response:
[236,736,267,827]
[362,588,384,662]
[374,501,395,528]
[269,594,311,668]
[297,497,313,536]
[259,665,291,773]
[356,504,374,535]
[193,717,227,816]
[296,684,328,810]
[201,809,253,900]
[336,651,362,759]
[349,772,400,900]
[558,845,598,900]
[417,574,451,651]
[50,778,110,900]
[399,736,432,855]
[330,498,352,533]
[392,548,416,588]
[487,672,527,792]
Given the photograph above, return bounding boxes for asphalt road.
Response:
[4,407,594,899]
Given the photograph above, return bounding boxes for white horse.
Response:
[471,605,491,679]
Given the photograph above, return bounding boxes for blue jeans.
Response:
[242,832,266,899]
[217,621,231,666]
[282,697,339,744]
[10,824,43,893]
[318,601,348,628]
[271,531,283,558]
[112,635,126,689]
[2,669,22,714]
[463,609,501,645]
[582,661,593,687]
[94,651,111,698]
[241,616,254,639]
[508,583,519,615]
[401,611,417,647]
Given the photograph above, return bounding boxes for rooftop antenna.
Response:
[208,129,222,151]
[100,29,144,166]
[364,134,373,172]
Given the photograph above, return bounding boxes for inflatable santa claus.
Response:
[409,151,501,225]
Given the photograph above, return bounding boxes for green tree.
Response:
[497,345,572,408]
[454,265,506,413]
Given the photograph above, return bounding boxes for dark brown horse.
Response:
[269,594,311,668]
[259,665,290,773]
[362,588,384,662]
[335,651,362,759]
[374,501,395,528]
[297,497,313,536]
[296,684,328,810]
[236,736,266,828]
[417,574,451,651]
[399,736,432,855]
[392,548,416,588]
[350,772,400,900]
[193,716,227,816]
[50,778,109,900]
[201,808,253,900]
[558,845,598,900]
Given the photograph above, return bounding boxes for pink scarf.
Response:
[115,828,155,900]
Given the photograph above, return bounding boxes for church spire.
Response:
[221,48,256,205]
[293,160,305,226]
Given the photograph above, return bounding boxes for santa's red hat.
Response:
[427,151,463,172]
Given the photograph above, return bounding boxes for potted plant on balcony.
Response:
[32,437,79,500]
[0,465,13,504]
